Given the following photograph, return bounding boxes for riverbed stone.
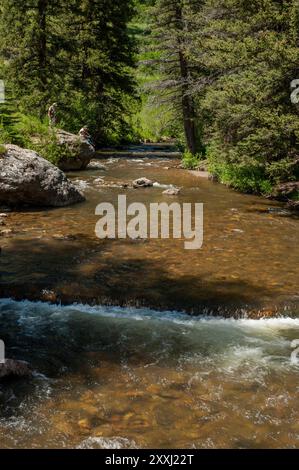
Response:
[287,200,299,210]
[163,188,181,196]
[271,181,299,210]
[0,144,85,208]
[133,177,154,188]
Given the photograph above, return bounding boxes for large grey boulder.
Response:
[0,144,85,207]
[56,130,95,171]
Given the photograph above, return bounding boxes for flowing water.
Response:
[0,299,299,448]
[0,146,299,448]
[1,148,299,315]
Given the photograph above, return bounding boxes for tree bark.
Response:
[179,50,197,155]
[37,0,48,95]
[175,3,197,155]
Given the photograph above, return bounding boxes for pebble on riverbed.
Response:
[94,177,105,185]
[0,213,8,227]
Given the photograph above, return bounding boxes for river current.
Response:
[0,147,298,448]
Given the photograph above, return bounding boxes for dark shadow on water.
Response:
[0,234,283,315]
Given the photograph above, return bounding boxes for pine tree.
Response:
[0,0,67,117]
[62,0,137,144]
[0,0,137,144]
[190,0,299,191]
[149,0,205,154]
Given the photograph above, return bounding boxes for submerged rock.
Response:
[56,130,95,171]
[163,187,181,196]
[87,161,107,171]
[0,359,32,380]
[0,144,85,208]
[133,177,154,188]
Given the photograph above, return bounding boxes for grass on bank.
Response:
[0,112,79,166]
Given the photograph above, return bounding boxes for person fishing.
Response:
[48,103,58,126]
[79,126,94,149]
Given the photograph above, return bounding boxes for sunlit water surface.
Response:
[1,155,299,315]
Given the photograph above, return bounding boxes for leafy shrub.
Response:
[0,144,7,155]
[182,151,204,169]
[206,143,273,195]
[14,114,79,165]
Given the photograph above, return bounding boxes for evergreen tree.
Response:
[0,0,67,117]
[190,0,299,191]
[149,0,205,154]
[0,0,137,144]
[63,0,137,144]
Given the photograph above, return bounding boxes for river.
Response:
[0,145,298,448]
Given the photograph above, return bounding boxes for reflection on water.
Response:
[0,299,299,449]
[1,156,299,315]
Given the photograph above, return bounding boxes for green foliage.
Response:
[33,136,78,166]
[13,113,79,165]
[182,151,204,170]
[266,158,299,184]
[0,93,23,145]
[0,0,298,197]
[0,144,7,155]
[14,114,49,143]
[206,143,273,194]
[129,2,174,142]
[185,0,299,194]
[0,0,138,146]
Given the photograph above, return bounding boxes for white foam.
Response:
[72,179,90,191]
[153,182,175,189]
[77,436,137,449]
[1,298,299,376]
[1,298,299,329]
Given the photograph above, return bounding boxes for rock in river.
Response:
[272,181,299,200]
[133,177,154,188]
[163,187,181,196]
[0,144,85,208]
[56,130,95,171]
[0,359,32,380]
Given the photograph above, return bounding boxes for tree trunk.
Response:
[175,4,197,155]
[37,0,48,115]
[179,50,197,155]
